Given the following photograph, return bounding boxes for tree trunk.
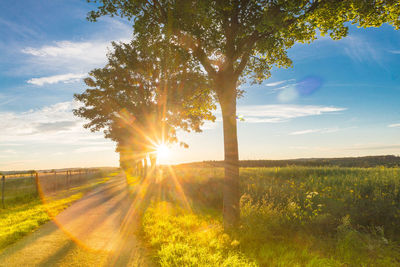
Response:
[143,157,148,178]
[217,77,240,229]
[149,154,157,176]
[149,154,157,168]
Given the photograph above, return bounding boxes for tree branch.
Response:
[192,42,217,79]
[233,30,260,78]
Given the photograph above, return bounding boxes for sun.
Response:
[155,143,170,159]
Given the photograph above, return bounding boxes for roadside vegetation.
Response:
[0,171,115,251]
[141,166,400,266]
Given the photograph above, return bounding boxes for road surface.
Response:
[0,173,153,267]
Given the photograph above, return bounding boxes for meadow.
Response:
[140,166,400,266]
[0,170,114,251]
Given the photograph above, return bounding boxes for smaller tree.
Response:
[74,40,216,173]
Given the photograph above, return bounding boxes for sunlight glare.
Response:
[156,144,170,160]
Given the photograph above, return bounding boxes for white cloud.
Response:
[389,50,400,54]
[264,80,289,87]
[0,101,111,146]
[21,40,112,73]
[21,40,113,67]
[27,73,86,86]
[237,105,346,123]
[388,123,400,128]
[17,19,132,77]
[289,128,339,135]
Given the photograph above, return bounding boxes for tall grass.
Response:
[141,166,400,266]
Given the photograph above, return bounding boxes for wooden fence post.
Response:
[54,170,57,191]
[2,175,5,209]
[35,172,39,196]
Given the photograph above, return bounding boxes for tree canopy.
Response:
[86,0,400,227]
[74,40,216,171]
[87,0,399,86]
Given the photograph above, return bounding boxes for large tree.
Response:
[87,0,400,228]
[74,40,215,173]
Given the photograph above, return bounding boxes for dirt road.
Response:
[0,173,153,267]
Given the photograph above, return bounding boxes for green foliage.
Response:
[186,155,400,168]
[87,0,399,87]
[239,167,400,238]
[142,201,256,266]
[74,39,216,171]
[142,166,400,266]
[74,40,215,141]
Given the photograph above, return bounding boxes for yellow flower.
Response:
[231,240,240,247]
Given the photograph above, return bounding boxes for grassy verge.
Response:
[142,201,256,266]
[140,166,400,266]
[0,174,112,251]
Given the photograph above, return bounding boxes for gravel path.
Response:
[0,173,153,267]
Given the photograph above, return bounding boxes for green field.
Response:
[141,166,400,266]
[0,171,113,251]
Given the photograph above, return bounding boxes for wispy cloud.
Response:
[237,105,346,123]
[14,19,132,78]
[0,96,18,106]
[264,80,294,87]
[388,123,400,128]
[389,50,400,54]
[0,101,110,145]
[289,128,339,135]
[21,41,111,66]
[27,73,86,86]
[35,121,78,133]
[21,40,113,74]
[262,77,323,102]
[342,36,382,65]
[0,17,38,39]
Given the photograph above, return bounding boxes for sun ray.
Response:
[166,165,192,212]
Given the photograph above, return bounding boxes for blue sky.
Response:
[1,0,399,170]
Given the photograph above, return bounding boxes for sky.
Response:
[0,0,399,171]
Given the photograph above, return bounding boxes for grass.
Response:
[0,172,113,251]
[140,166,400,266]
[143,201,256,266]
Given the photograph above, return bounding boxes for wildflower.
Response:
[231,240,240,247]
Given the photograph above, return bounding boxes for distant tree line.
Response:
[180,155,400,168]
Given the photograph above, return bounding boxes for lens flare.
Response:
[156,144,170,159]
[296,76,323,96]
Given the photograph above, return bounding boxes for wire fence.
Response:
[0,169,101,209]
